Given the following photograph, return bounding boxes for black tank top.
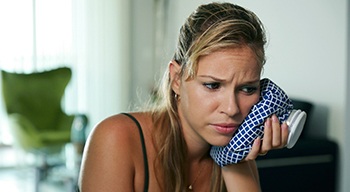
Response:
[122,113,149,192]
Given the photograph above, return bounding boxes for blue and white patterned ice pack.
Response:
[210,78,294,166]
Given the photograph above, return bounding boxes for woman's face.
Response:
[175,46,261,147]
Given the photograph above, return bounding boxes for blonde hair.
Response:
[151,2,266,191]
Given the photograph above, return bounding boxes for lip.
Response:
[211,123,239,135]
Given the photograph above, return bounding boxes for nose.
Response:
[220,91,240,117]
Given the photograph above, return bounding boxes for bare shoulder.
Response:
[79,112,152,191]
[87,112,152,146]
[83,112,151,159]
[89,113,139,141]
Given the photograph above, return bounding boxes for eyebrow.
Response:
[243,79,260,85]
[197,75,225,81]
[198,75,260,84]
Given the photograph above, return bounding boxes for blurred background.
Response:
[0,0,349,191]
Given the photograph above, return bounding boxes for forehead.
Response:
[196,47,261,77]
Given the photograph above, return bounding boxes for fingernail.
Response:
[272,115,279,122]
[255,137,261,145]
[265,117,271,126]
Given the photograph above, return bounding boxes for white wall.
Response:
[344,1,350,191]
[129,0,169,109]
[154,0,348,191]
[75,0,131,130]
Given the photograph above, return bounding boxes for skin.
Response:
[172,47,262,150]
[78,46,289,191]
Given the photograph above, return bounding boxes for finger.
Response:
[243,138,261,161]
[271,114,282,147]
[261,117,272,153]
[281,122,289,147]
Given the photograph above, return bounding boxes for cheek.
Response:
[180,83,217,118]
[239,94,260,116]
[182,86,214,111]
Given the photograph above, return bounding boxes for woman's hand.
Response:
[222,114,289,191]
[244,114,289,161]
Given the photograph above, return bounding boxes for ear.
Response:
[169,60,181,95]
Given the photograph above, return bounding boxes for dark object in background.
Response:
[256,98,338,192]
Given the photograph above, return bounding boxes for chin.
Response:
[210,136,232,147]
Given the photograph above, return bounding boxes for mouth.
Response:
[211,123,239,135]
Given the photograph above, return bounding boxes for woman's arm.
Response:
[78,115,136,192]
[222,160,261,192]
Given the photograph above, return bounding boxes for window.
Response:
[0,0,131,145]
[0,0,73,72]
[0,0,74,144]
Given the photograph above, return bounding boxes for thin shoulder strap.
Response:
[121,113,149,192]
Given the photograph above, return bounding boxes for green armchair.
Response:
[1,67,87,153]
[1,67,88,190]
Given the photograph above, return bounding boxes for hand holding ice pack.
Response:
[210,78,307,166]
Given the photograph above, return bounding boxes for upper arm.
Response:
[78,115,135,192]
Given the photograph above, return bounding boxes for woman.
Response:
[78,2,289,192]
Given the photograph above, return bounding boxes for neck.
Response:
[183,131,211,162]
[187,155,213,191]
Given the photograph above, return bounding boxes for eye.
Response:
[203,82,221,90]
[241,86,258,95]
